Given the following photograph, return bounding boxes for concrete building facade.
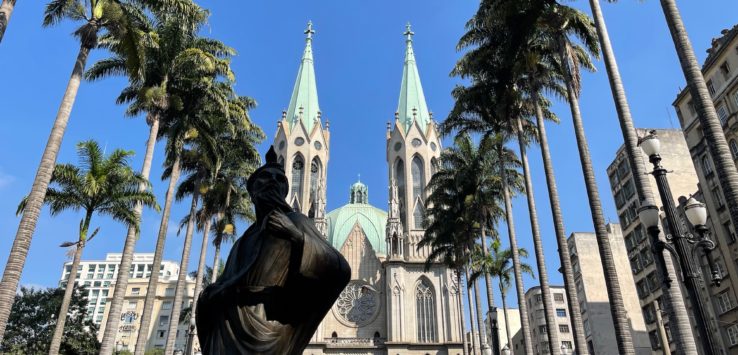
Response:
[567,224,650,354]
[59,253,195,352]
[512,286,573,355]
[673,24,738,351]
[606,128,706,353]
[485,308,521,353]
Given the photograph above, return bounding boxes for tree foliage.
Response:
[1,286,100,354]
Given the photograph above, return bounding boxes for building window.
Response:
[734,91,738,108]
[126,300,137,310]
[703,156,714,176]
[535,294,543,304]
[708,79,716,96]
[291,154,305,207]
[395,159,406,226]
[649,330,661,350]
[554,293,564,302]
[539,325,547,334]
[647,272,660,292]
[714,188,726,208]
[411,156,425,200]
[643,303,656,324]
[161,301,172,310]
[556,308,567,317]
[158,330,166,338]
[158,315,169,327]
[718,104,729,125]
[688,100,696,115]
[308,157,322,218]
[721,61,731,78]
[559,324,570,333]
[561,341,572,350]
[630,256,643,274]
[640,249,654,266]
[584,319,591,336]
[415,279,436,343]
[731,140,738,160]
[726,223,737,244]
[131,287,140,296]
[625,234,637,251]
[717,290,734,314]
[637,279,650,299]
[727,324,738,346]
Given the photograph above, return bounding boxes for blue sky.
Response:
[0,0,737,323]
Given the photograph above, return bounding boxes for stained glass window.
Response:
[291,155,304,203]
[415,279,436,343]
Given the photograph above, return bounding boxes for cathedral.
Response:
[271,22,464,355]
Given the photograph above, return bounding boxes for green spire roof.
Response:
[397,23,431,133]
[285,21,321,134]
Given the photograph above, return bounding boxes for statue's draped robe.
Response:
[197,212,351,354]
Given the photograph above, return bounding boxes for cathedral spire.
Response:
[285,21,321,134]
[396,23,430,133]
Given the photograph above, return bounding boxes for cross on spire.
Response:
[404,22,414,43]
[305,21,315,41]
[357,173,361,182]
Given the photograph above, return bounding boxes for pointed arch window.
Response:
[309,157,322,218]
[411,156,425,200]
[415,278,436,343]
[395,159,406,226]
[413,200,425,229]
[291,154,305,203]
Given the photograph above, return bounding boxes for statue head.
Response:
[247,146,291,216]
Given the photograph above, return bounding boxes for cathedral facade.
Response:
[272,22,464,355]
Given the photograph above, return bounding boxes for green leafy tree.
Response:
[1,286,100,354]
[17,140,158,355]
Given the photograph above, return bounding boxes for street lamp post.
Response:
[185,316,196,355]
[489,308,500,355]
[638,131,721,355]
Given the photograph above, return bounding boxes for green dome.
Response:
[326,181,387,255]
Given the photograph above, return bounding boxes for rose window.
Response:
[334,282,378,326]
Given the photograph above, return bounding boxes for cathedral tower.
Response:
[386,23,442,261]
[273,21,329,235]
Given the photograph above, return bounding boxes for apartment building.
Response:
[607,128,706,353]
[673,24,738,351]
[511,286,573,355]
[567,224,650,354]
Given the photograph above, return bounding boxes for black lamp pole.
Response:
[645,149,719,355]
[490,308,500,355]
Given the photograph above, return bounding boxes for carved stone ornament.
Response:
[334,281,379,327]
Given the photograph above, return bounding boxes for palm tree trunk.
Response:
[465,268,479,355]
[100,114,160,355]
[133,147,180,355]
[0,43,91,344]
[211,242,221,284]
[481,224,498,352]
[587,1,698,352]
[165,191,199,354]
[532,94,588,352]
[515,117,559,355]
[188,216,212,355]
[660,0,738,231]
[499,285,513,351]
[558,38,635,355]
[499,145,533,355]
[48,213,92,355]
[473,276,489,353]
[458,269,470,355]
[0,0,15,44]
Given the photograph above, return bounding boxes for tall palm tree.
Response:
[0,0,15,43]
[471,240,534,351]
[539,3,635,353]
[109,27,237,355]
[17,140,158,355]
[0,0,149,343]
[656,0,738,236]
[586,0,697,351]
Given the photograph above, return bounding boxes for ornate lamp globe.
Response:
[684,196,708,226]
[501,344,511,355]
[640,131,661,157]
[638,205,660,228]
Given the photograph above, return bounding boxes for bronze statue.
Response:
[196,146,350,354]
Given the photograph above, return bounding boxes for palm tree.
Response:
[538,3,635,352]
[585,0,697,351]
[0,0,15,43]
[17,140,158,355]
[105,25,237,355]
[656,0,738,237]
[0,0,149,343]
[471,240,534,351]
